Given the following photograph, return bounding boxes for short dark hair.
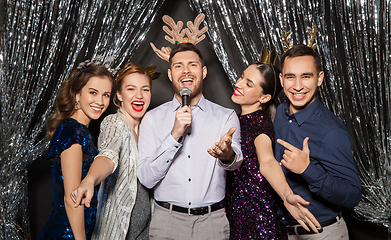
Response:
[280,44,322,73]
[169,43,204,66]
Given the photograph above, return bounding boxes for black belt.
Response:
[155,200,224,215]
[286,212,342,235]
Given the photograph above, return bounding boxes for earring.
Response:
[75,99,81,110]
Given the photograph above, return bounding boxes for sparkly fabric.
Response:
[226,110,287,239]
[92,111,150,240]
[37,118,98,240]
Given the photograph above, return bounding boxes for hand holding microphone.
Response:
[171,87,192,142]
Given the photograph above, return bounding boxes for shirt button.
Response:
[289,120,292,123]
[188,178,191,182]
[188,155,191,158]
[187,132,191,136]
[166,160,169,163]
[189,202,191,205]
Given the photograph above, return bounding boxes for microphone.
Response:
[180,87,191,107]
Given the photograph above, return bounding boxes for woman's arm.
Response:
[71,156,115,207]
[61,143,87,240]
[254,134,321,232]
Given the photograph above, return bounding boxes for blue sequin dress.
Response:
[38,118,98,240]
[226,110,287,239]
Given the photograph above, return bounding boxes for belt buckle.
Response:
[189,206,208,215]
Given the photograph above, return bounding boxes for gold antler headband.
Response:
[281,25,318,51]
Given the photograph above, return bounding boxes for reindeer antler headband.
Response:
[150,13,209,62]
[281,25,318,51]
[162,13,208,46]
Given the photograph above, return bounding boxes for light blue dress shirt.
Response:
[137,95,243,208]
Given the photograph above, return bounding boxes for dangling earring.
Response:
[75,99,81,110]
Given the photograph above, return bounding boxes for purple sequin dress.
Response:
[226,110,287,239]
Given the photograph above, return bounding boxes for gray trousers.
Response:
[288,216,348,240]
[149,201,230,240]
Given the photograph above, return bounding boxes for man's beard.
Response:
[173,78,203,103]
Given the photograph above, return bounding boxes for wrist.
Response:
[282,190,294,202]
[220,151,235,164]
[81,177,95,187]
[171,131,183,142]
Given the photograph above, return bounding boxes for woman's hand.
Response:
[71,179,95,208]
[284,194,321,233]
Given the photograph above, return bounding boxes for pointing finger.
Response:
[277,139,298,152]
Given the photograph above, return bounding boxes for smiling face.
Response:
[231,64,271,115]
[73,76,112,126]
[168,50,207,105]
[280,55,324,114]
[117,73,151,123]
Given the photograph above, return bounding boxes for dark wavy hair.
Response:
[253,63,282,121]
[46,65,115,140]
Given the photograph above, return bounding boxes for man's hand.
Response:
[207,127,236,162]
[284,194,321,233]
[150,42,171,62]
[71,180,94,208]
[277,137,310,174]
[171,106,191,142]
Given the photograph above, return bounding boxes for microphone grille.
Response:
[180,86,191,96]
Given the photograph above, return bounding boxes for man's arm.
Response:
[137,112,183,189]
[278,129,362,209]
[213,110,243,171]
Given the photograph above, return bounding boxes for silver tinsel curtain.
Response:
[1,0,390,238]
[190,0,391,234]
[0,0,163,238]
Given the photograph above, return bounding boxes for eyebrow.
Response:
[302,72,314,76]
[89,87,111,94]
[246,78,255,84]
[124,84,150,88]
[173,60,200,65]
[283,72,314,77]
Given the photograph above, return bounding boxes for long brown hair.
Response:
[46,65,114,140]
[113,62,152,108]
[253,63,282,121]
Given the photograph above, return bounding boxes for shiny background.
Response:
[1,0,390,239]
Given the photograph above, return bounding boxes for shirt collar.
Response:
[283,98,321,125]
[171,95,206,112]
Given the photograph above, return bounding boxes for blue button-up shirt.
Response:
[137,95,243,208]
[274,99,362,224]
